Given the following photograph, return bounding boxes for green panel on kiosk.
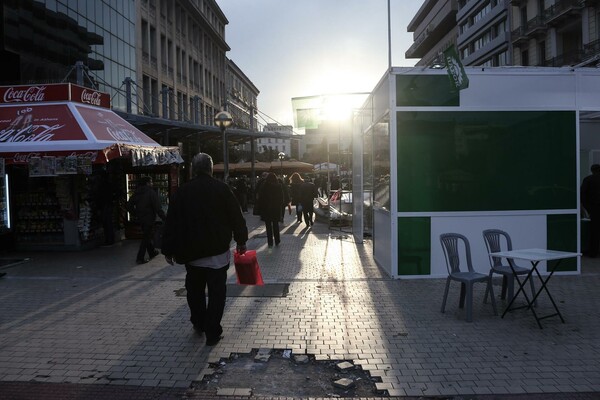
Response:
[547,214,578,272]
[396,75,459,107]
[398,217,431,275]
[396,111,577,212]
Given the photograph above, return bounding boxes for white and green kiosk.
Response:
[353,66,600,278]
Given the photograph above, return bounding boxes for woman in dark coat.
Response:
[300,178,319,227]
[257,173,284,247]
[288,172,304,223]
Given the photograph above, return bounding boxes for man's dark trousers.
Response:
[185,264,228,340]
[136,221,156,262]
[589,205,600,257]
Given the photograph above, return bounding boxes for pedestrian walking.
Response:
[581,163,600,257]
[289,172,304,223]
[234,176,249,212]
[279,175,291,222]
[256,172,285,247]
[127,176,165,264]
[161,153,248,346]
[300,177,319,227]
[253,172,268,216]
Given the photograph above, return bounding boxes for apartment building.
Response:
[407,0,600,68]
[457,0,511,66]
[405,0,459,66]
[137,0,230,125]
[227,59,259,131]
[510,0,600,67]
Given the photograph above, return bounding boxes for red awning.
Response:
[0,102,183,166]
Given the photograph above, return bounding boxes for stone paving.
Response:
[0,209,599,399]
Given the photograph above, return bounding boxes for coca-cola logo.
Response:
[3,86,47,103]
[81,89,102,106]
[67,151,98,161]
[11,151,98,164]
[13,152,42,163]
[0,111,65,143]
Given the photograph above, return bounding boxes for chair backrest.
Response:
[440,233,475,274]
[482,229,513,268]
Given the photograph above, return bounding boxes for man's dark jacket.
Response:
[161,174,248,264]
[128,185,165,226]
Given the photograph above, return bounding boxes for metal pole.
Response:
[124,77,132,114]
[222,127,229,183]
[250,107,256,194]
[76,61,84,85]
[387,0,392,70]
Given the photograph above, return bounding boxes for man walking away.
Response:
[162,153,248,346]
[581,163,600,257]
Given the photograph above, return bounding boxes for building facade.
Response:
[0,0,137,112]
[137,0,230,125]
[405,0,459,66]
[457,0,511,66]
[407,0,600,68]
[510,0,600,67]
[257,123,294,159]
[227,59,259,132]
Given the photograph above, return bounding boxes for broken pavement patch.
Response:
[195,349,381,398]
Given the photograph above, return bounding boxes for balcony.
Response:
[511,26,529,46]
[524,16,547,37]
[544,0,584,26]
[511,14,549,45]
[543,49,585,66]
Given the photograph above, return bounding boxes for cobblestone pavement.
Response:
[0,209,599,399]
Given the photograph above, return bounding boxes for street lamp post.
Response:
[278,151,285,177]
[214,111,233,182]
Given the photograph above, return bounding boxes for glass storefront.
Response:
[2,0,136,112]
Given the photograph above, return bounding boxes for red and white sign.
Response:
[75,105,156,145]
[0,102,166,165]
[0,83,110,108]
[0,104,85,142]
[0,85,183,167]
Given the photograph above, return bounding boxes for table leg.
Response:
[529,259,565,324]
[502,260,537,316]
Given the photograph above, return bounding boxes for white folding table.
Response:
[488,248,580,329]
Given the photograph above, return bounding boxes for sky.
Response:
[217,0,423,128]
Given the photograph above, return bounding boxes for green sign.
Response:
[443,45,469,90]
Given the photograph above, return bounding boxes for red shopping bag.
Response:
[234,250,264,285]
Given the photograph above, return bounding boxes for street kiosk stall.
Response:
[0,83,183,250]
[353,67,600,279]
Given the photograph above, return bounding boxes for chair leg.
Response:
[506,273,515,303]
[501,275,508,299]
[466,283,474,322]
[483,270,493,303]
[441,277,451,313]
[487,276,498,316]
[459,282,466,309]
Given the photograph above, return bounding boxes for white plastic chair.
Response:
[482,229,536,305]
[440,233,498,322]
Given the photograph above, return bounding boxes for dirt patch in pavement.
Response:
[196,349,383,398]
